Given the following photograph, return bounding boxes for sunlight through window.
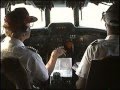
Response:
[50,7,74,24]
[1,2,112,35]
[1,8,5,34]
[79,3,111,30]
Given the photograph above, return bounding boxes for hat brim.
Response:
[28,16,38,23]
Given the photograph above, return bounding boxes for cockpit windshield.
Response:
[1,2,111,35]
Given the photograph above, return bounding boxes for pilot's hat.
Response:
[102,3,119,26]
[3,8,38,32]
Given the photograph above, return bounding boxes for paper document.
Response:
[51,58,72,77]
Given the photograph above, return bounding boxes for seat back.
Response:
[1,72,16,89]
[1,57,31,89]
[85,56,120,90]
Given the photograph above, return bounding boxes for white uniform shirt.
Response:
[76,35,119,78]
[1,37,49,83]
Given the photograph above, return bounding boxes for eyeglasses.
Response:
[101,12,106,22]
[26,23,33,32]
[26,27,31,32]
[26,23,34,28]
[30,23,34,27]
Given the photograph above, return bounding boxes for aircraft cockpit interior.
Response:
[1,0,119,90]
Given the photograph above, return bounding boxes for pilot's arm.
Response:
[75,41,98,89]
[46,47,66,75]
[28,53,49,82]
[27,47,66,82]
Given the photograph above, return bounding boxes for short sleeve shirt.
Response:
[1,37,49,83]
[76,35,119,78]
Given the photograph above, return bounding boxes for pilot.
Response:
[1,7,66,87]
[75,2,119,89]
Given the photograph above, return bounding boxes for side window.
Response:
[1,8,5,35]
[1,4,46,35]
[79,3,111,30]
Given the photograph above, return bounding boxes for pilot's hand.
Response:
[51,46,66,59]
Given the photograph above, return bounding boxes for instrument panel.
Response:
[24,23,106,63]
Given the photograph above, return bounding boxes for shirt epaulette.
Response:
[90,40,99,46]
[27,46,38,53]
[90,39,105,46]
